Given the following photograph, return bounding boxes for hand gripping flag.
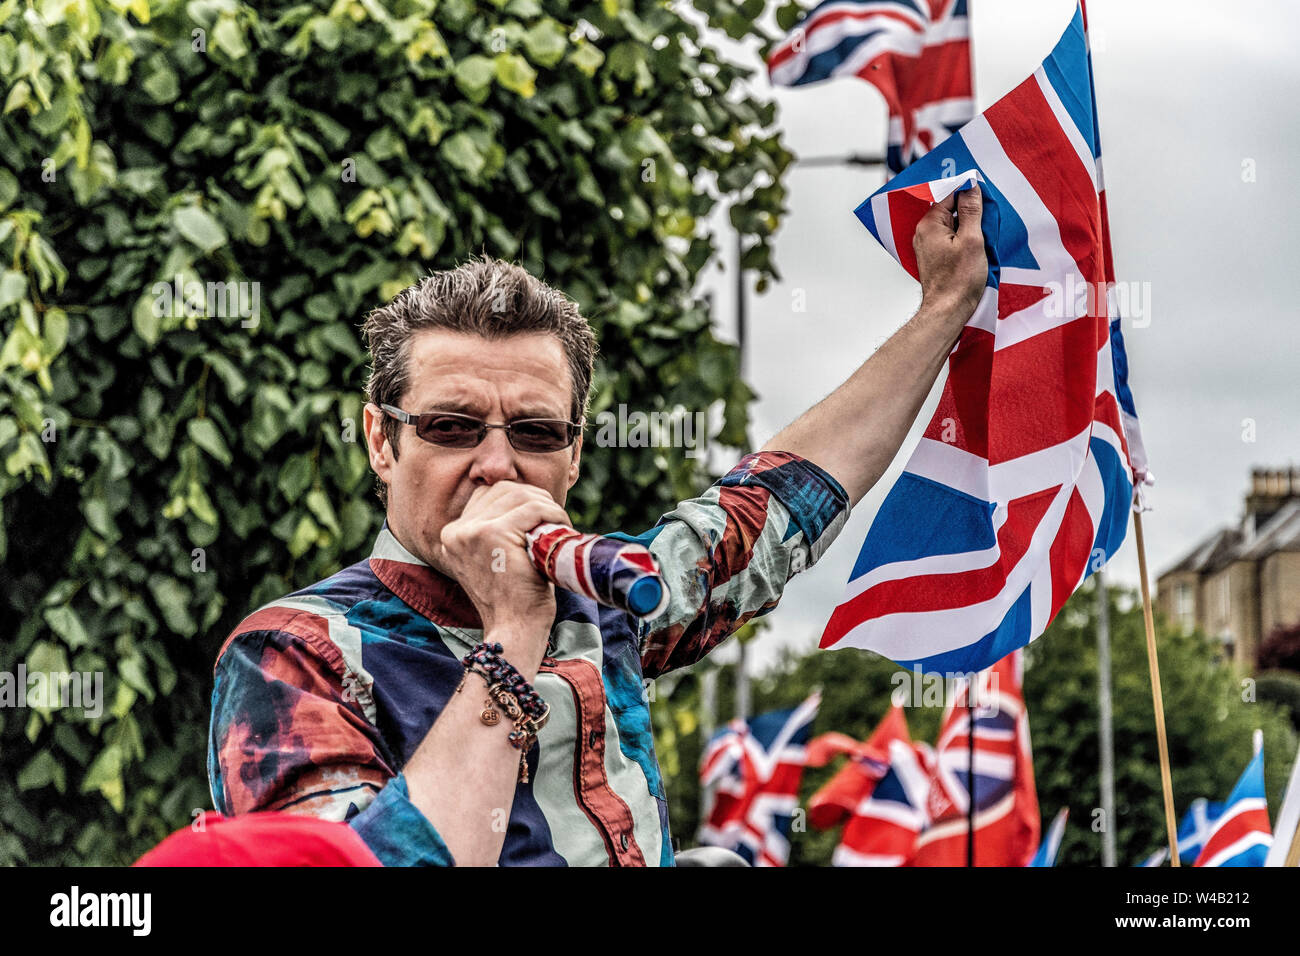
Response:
[767,0,974,174]
[820,4,1144,674]
[910,651,1039,866]
[698,694,820,866]
[808,705,931,866]
[1194,748,1272,867]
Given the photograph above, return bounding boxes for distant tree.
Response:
[1259,623,1300,672]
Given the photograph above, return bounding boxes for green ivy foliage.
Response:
[0,0,793,864]
[692,584,1298,866]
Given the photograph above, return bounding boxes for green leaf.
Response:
[142,64,179,103]
[147,576,197,636]
[186,479,219,526]
[522,19,567,68]
[454,55,496,100]
[287,513,320,557]
[0,168,18,210]
[172,206,228,254]
[495,53,537,98]
[43,605,91,650]
[81,744,125,812]
[118,657,154,701]
[18,751,65,793]
[212,16,249,58]
[305,488,341,536]
[441,132,486,179]
[568,41,605,77]
[131,293,162,347]
[187,418,233,465]
[0,270,26,311]
[277,454,313,502]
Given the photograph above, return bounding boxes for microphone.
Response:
[525,523,670,620]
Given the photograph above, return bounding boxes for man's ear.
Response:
[566,431,583,490]
[364,403,395,486]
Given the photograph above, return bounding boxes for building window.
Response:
[1176,582,1194,631]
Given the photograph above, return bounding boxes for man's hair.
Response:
[361,257,597,505]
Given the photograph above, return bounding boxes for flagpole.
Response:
[1077,0,1179,867]
[699,666,718,827]
[967,681,975,866]
[733,226,751,723]
[1134,512,1180,865]
[1096,568,1117,867]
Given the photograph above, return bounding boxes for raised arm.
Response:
[764,185,988,505]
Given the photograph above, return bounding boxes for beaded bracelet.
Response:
[458,642,550,783]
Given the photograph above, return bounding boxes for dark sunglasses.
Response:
[380,404,582,453]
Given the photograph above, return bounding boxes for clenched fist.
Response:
[437,481,572,666]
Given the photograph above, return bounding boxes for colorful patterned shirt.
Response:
[207,450,850,866]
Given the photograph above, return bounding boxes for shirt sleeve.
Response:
[207,624,454,866]
[632,450,851,678]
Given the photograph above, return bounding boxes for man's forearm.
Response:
[402,621,549,866]
[762,299,970,506]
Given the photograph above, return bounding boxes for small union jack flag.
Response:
[698,694,820,866]
[910,651,1040,866]
[767,0,974,173]
[809,704,931,866]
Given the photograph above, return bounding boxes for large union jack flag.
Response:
[820,4,1147,674]
[910,651,1039,866]
[698,694,820,866]
[767,0,974,174]
[1194,748,1272,867]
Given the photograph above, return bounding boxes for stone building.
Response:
[1156,467,1300,670]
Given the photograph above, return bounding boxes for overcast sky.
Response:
[694,0,1300,673]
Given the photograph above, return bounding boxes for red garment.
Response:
[133,811,382,867]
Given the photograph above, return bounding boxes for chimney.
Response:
[1245,466,1299,535]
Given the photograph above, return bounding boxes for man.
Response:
[208,186,987,866]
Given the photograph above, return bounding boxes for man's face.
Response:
[363,328,582,572]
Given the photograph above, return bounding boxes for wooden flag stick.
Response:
[1133,511,1180,865]
[1285,821,1300,868]
[1078,0,1176,864]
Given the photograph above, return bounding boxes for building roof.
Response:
[1238,499,1300,561]
[1161,527,1243,579]
[1159,500,1300,580]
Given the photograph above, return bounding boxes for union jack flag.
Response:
[767,0,974,174]
[820,4,1146,674]
[698,694,820,866]
[910,651,1039,866]
[809,704,931,866]
[1194,748,1272,867]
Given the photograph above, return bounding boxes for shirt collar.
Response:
[368,524,483,629]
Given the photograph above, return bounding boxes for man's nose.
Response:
[466,427,521,485]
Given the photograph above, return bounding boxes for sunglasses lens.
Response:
[420,415,483,448]
[509,420,573,452]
